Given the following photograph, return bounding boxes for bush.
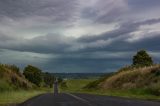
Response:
[23,65,42,87]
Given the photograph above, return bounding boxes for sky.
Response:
[0,0,160,73]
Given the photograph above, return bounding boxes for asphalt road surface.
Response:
[19,93,160,106]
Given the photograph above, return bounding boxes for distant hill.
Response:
[53,73,105,79]
[0,64,33,92]
[85,65,160,95]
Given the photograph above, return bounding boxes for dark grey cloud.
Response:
[133,35,160,52]
[128,0,160,10]
[0,34,73,54]
[0,33,16,41]
[43,58,130,73]
[73,33,160,54]
[80,0,128,23]
[1,18,160,60]
[23,34,73,53]
[0,0,79,22]
[0,0,160,73]
[78,18,160,43]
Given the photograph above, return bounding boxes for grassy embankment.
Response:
[61,65,160,101]
[0,64,52,105]
[0,89,52,106]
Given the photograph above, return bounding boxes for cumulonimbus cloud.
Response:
[0,0,160,72]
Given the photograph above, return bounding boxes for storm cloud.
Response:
[0,0,160,72]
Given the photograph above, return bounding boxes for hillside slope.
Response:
[85,65,160,96]
[98,65,160,95]
[0,64,33,92]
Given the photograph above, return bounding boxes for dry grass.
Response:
[100,65,160,94]
[0,64,33,91]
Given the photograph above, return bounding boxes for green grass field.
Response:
[0,89,52,106]
[60,79,96,92]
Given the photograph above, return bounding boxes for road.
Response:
[19,93,160,106]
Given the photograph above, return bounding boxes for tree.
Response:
[43,72,54,88]
[133,50,153,67]
[23,65,42,86]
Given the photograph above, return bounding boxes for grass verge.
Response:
[74,89,160,101]
[0,88,52,106]
[61,79,160,101]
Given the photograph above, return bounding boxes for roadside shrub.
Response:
[23,65,42,87]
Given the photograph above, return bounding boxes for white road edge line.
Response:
[65,93,95,106]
